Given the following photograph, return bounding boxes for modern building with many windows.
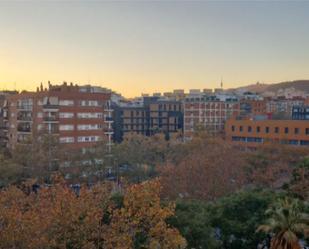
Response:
[4,82,113,150]
[225,118,309,148]
[292,106,309,120]
[113,96,183,142]
[184,93,240,137]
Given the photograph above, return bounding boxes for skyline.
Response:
[1,1,309,97]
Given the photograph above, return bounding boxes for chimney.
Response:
[40,82,43,92]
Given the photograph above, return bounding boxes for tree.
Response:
[113,133,170,183]
[0,177,186,249]
[11,134,62,181]
[0,152,23,187]
[105,179,187,249]
[258,198,309,249]
[246,144,308,189]
[288,157,309,200]
[168,200,220,249]
[207,189,280,249]
[160,135,247,200]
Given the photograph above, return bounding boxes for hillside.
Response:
[265,80,309,93]
[231,80,309,94]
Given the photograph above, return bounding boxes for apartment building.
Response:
[184,94,240,137]
[113,96,183,142]
[292,106,309,120]
[225,118,309,148]
[5,82,113,150]
[240,99,267,117]
[266,97,305,117]
[0,91,18,148]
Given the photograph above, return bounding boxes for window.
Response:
[306,128,309,135]
[289,140,299,145]
[239,126,243,132]
[300,140,309,146]
[284,127,289,134]
[59,100,74,106]
[77,112,103,119]
[37,112,43,118]
[59,112,74,118]
[294,128,299,134]
[248,126,252,132]
[60,137,75,143]
[77,136,100,143]
[256,126,260,133]
[80,100,99,106]
[77,124,102,130]
[275,127,279,133]
[231,125,235,132]
[265,127,269,133]
[59,125,74,131]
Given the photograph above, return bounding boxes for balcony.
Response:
[43,104,59,110]
[43,116,59,122]
[105,116,114,122]
[17,126,31,133]
[17,116,32,121]
[17,105,32,110]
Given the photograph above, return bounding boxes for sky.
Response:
[0,0,309,97]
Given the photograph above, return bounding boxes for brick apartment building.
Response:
[240,99,267,117]
[113,96,183,142]
[0,91,18,148]
[225,118,309,148]
[4,82,113,150]
[184,94,240,137]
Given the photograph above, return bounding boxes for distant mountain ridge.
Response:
[230,80,309,94]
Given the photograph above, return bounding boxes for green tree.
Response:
[208,190,280,249]
[168,200,220,249]
[258,198,308,249]
[0,152,23,187]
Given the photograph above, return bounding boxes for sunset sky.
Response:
[0,1,309,97]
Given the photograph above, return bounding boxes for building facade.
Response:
[266,97,305,117]
[5,83,113,150]
[184,94,240,137]
[0,91,18,148]
[225,118,309,148]
[113,97,183,142]
[292,106,309,120]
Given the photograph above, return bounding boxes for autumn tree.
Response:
[0,177,186,249]
[246,144,308,189]
[105,179,186,249]
[160,134,247,200]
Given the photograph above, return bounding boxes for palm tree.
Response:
[258,198,308,249]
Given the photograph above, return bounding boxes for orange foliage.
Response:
[0,178,186,249]
[105,179,186,249]
[160,135,247,200]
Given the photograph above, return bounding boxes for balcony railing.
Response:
[43,104,59,109]
[17,105,32,110]
[17,116,32,121]
[17,127,31,133]
[43,116,59,122]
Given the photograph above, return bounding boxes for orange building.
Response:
[225,118,309,148]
